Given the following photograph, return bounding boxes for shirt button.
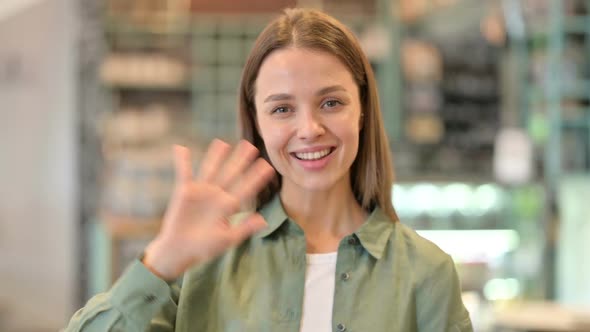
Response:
[341,272,350,281]
[144,294,157,303]
[337,323,347,331]
[347,237,358,245]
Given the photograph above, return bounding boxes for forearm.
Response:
[63,260,177,332]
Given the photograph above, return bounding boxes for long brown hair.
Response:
[238,8,398,222]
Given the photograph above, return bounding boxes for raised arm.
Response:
[63,140,275,331]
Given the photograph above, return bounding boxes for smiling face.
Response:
[254,47,362,195]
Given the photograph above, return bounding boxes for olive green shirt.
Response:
[65,195,473,332]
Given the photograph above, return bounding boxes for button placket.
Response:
[333,237,355,332]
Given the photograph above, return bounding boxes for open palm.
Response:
[143,139,275,280]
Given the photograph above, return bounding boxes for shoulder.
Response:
[394,223,452,266]
[392,225,472,329]
[393,223,455,282]
[393,225,472,330]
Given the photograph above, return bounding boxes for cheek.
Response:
[337,126,361,163]
[262,132,290,175]
[346,132,360,157]
[334,116,361,145]
[257,120,288,157]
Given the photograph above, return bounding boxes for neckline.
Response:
[305,252,338,265]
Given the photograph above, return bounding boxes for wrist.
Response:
[142,239,182,281]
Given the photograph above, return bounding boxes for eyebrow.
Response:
[317,85,347,96]
[263,85,347,103]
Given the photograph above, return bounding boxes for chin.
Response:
[291,174,343,193]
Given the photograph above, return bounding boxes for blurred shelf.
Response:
[564,15,590,34]
[492,301,590,332]
[527,80,590,102]
[102,82,192,92]
[524,15,590,40]
[562,115,590,129]
[103,17,193,50]
[396,174,497,184]
[104,16,192,36]
[416,229,520,263]
[101,213,161,238]
[401,0,473,27]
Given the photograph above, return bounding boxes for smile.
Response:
[293,148,334,161]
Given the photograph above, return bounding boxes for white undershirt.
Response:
[300,252,338,332]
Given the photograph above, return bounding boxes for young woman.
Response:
[66,8,473,332]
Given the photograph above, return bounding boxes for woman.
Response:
[66,8,473,332]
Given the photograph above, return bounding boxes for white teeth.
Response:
[295,148,331,161]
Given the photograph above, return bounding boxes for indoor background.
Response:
[1,0,589,331]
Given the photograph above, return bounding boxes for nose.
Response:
[296,109,325,140]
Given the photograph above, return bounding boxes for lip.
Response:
[290,146,336,171]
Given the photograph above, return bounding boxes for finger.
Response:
[226,213,268,246]
[173,145,193,184]
[197,139,232,182]
[216,140,259,189]
[231,158,276,202]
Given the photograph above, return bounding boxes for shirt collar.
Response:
[256,194,290,238]
[255,194,396,259]
[354,206,396,259]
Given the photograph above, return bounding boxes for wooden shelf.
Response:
[99,213,162,283]
[101,213,161,239]
[493,301,590,332]
[102,82,192,91]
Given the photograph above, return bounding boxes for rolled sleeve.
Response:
[64,259,177,332]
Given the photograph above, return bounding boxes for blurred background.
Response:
[1,0,589,331]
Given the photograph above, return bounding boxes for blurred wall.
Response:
[0,0,77,329]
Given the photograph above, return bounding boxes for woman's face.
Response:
[254,47,362,193]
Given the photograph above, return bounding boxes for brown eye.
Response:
[272,106,290,114]
[322,100,341,109]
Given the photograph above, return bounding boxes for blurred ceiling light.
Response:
[471,184,503,216]
[409,183,442,216]
[441,183,472,215]
[392,185,411,217]
[417,229,520,263]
